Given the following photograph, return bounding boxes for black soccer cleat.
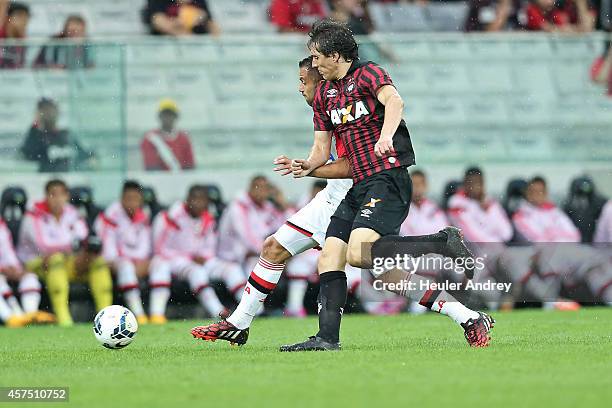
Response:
[461,312,495,348]
[441,226,476,279]
[279,336,341,352]
[191,319,249,346]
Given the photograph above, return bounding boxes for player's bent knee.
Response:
[262,236,291,264]
[346,245,366,268]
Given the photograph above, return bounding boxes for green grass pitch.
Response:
[1,308,611,408]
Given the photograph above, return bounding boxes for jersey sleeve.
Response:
[312,84,333,131]
[361,63,395,97]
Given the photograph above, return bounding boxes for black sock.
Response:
[315,271,347,344]
[371,231,449,260]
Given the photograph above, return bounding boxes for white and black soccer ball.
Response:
[93,305,138,349]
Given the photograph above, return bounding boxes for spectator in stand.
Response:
[0,1,29,69]
[20,98,96,173]
[512,176,581,243]
[465,0,522,31]
[594,200,612,243]
[269,0,328,33]
[447,167,513,243]
[144,0,220,36]
[141,99,195,172]
[94,181,151,325]
[330,0,374,35]
[32,15,94,70]
[400,170,449,236]
[524,0,596,32]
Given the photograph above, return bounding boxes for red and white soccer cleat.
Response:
[191,319,249,346]
[461,312,495,348]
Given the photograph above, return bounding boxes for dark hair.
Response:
[411,169,426,179]
[528,176,547,188]
[7,2,30,16]
[122,180,143,195]
[308,18,358,61]
[188,184,208,198]
[37,97,56,110]
[464,166,483,178]
[45,179,68,193]
[250,174,267,186]
[299,55,323,82]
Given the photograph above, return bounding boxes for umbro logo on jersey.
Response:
[360,209,373,218]
[364,198,382,208]
[327,101,370,125]
[326,89,338,98]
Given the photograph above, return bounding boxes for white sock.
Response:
[6,296,24,316]
[19,273,42,313]
[0,296,13,321]
[227,257,284,329]
[286,279,308,312]
[124,289,145,317]
[432,298,479,325]
[149,287,171,316]
[198,286,225,317]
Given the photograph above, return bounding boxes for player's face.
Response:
[464,175,484,201]
[249,178,270,205]
[310,48,339,81]
[46,185,69,215]
[187,191,208,217]
[121,190,143,217]
[411,174,427,202]
[526,182,547,207]
[299,67,318,106]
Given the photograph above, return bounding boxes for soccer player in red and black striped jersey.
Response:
[280,19,495,351]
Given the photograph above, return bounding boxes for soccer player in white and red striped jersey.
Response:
[94,181,151,324]
[400,170,450,236]
[0,217,50,327]
[148,185,246,323]
[512,176,581,243]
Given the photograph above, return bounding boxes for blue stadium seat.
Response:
[426,2,469,32]
[369,4,431,33]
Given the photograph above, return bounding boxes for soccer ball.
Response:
[93,305,138,349]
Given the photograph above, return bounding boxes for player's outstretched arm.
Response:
[374,85,404,158]
[291,130,332,178]
[309,157,351,179]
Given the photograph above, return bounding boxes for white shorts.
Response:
[273,191,340,256]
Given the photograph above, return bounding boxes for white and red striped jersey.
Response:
[0,218,20,268]
[152,201,217,264]
[447,190,513,243]
[512,200,581,243]
[216,193,287,263]
[400,198,449,236]
[594,200,612,243]
[17,201,88,262]
[94,202,151,263]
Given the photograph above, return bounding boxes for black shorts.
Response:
[326,166,412,243]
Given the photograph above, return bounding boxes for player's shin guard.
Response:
[18,272,42,313]
[227,257,284,329]
[316,271,347,344]
[116,259,144,317]
[46,253,72,326]
[89,257,113,312]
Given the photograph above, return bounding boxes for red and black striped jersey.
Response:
[312,60,415,183]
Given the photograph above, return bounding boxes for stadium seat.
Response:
[0,70,37,98]
[207,0,273,33]
[390,65,430,94]
[464,97,511,125]
[69,69,122,98]
[0,186,28,243]
[70,186,100,229]
[32,71,70,99]
[469,64,514,93]
[469,39,514,59]
[127,68,170,97]
[369,3,431,33]
[422,97,467,124]
[426,2,469,32]
[424,63,471,93]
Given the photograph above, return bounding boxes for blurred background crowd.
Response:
[0,0,611,326]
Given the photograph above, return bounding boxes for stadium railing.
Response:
[0,32,611,204]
